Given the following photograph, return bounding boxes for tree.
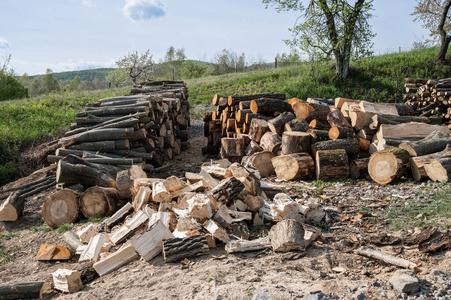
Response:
[106,68,128,88]
[159,46,186,79]
[41,68,59,94]
[212,49,246,75]
[412,0,451,62]
[116,50,154,83]
[180,60,207,79]
[68,75,81,91]
[30,77,42,96]
[19,73,29,88]
[263,0,375,78]
[0,54,26,101]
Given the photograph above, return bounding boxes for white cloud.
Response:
[54,58,116,72]
[82,0,94,7]
[0,37,9,49]
[123,0,167,21]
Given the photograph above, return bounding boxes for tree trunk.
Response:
[315,149,349,181]
[42,190,79,228]
[271,153,314,181]
[79,186,118,218]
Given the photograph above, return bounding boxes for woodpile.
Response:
[202,93,451,185]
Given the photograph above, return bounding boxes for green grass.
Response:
[81,216,106,223]
[186,46,451,105]
[0,246,21,264]
[0,87,129,185]
[56,223,74,233]
[383,183,451,230]
[30,225,52,232]
[0,232,19,239]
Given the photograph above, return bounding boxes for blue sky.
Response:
[0,0,430,75]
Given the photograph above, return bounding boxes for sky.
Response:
[0,0,431,76]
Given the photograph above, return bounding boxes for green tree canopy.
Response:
[0,54,26,101]
[106,68,128,88]
[263,0,375,78]
[41,68,60,94]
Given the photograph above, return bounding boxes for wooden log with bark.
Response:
[284,118,309,132]
[327,108,351,128]
[312,138,359,156]
[350,157,370,179]
[281,131,312,155]
[250,98,292,115]
[315,149,349,181]
[162,235,210,263]
[267,112,295,135]
[0,281,45,300]
[248,119,269,143]
[368,148,410,185]
[399,130,451,157]
[228,92,286,106]
[259,132,282,153]
[242,151,275,177]
[271,153,314,181]
[79,187,118,218]
[41,190,79,228]
[328,126,355,140]
[269,219,305,252]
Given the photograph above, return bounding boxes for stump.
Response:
[42,190,79,228]
[281,131,311,155]
[271,153,314,181]
[368,148,410,185]
[315,149,349,181]
[79,187,118,218]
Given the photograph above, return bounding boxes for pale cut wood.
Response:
[368,148,410,185]
[42,190,79,228]
[186,194,214,222]
[409,145,451,181]
[424,155,451,182]
[77,224,98,244]
[109,210,149,245]
[334,97,359,109]
[259,132,282,153]
[162,235,210,263]
[225,237,271,253]
[271,153,314,181]
[243,151,275,177]
[375,123,449,141]
[359,101,399,116]
[102,202,133,231]
[131,220,174,261]
[243,195,263,212]
[349,107,375,130]
[199,169,219,189]
[93,244,139,276]
[152,182,171,203]
[36,244,71,261]
[355,246,418,272]
[269,219,305,252]
[229,210,252,222]
[213,205,233,227]
[163,176,186,192]
[79,233,106,263]
[149,212,177,232]
[205,220,230,243]
[52,269,83,293]
[80,186,118,218]
[63,231,83,253]
[133,186,151,212]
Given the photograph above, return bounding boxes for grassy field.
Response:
[0,87,129,184]
[187,46,451,104]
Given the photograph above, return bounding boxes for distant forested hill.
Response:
[30,68,115,81]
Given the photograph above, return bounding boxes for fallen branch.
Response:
[355,246,418,272]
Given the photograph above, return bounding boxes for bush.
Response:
[0,71,26,101]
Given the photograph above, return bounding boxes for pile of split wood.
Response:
[202,93,451,185]
[404,77,451,125]
[0,81,190,222]
[31,160,328,296]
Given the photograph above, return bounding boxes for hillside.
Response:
[29,68,115,81]
[187,46,451,104]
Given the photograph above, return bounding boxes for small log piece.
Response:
[271,153,314,181]
[368,148,410,185]
[269,219,305,252]
[162,235,210,263]
[281,131,312,155]
[315,149,350,181]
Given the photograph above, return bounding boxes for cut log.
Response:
[272,153,314,181]
[248,119,269,143]
[349,108,375,130]
[63,231,83,253]
[228,92,286,106]
[56,155,116,188]
[259,132,282,153]
[267,112,295,135]
[221,138,245,157]
[269,219,305,252]
[208,177,245,204]
[133,186,151,212]
[245,141,263,156]
[245,113,273,124]
[68,140,130,152]
[424,155,451,182]
[350,157,370,179]
[308,119,329,130]
[102,202,133,231]
[152,182,172,203]
[369,115,442,130]
[359,137,371,152]
[79,233,106,263]
[359,101,399,116]
[131,220,174,261]
[36,244,71,261]
[109,210,149,246]
[284,118,309,132]
[368,148,410,185]
[52,269,83,293]
[0,281,44,300]
[281,131,311,155]
[334,97,359,109]
[93,244,138,276]
[375,123,449,141]
[116,165,147,199]
[79,187,118,218]
[61,128,134,147]
[205,219,230,243]
[307,129,330,142]
[293,102,331,121]
[399,130,451,157]
[243,151,275,177]
[328,126,354,140]
[327,108,351,128]
[162,235,210,263]
[250,98,292,115]
[315,149,349,181]
[41,190,79,228]
[225,237,271,253]
[313,138,359,156]
[236,109,252,123]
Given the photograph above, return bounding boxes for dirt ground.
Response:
[0,116,450,300]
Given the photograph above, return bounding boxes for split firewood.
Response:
[162,235,210,263]
[272,153,314,181]
[52,269,83,293]
[79,233,106,263]
[131,220,174,261]
[225,237,271,253]
[368,148,410,185]
[152,182,171,203]
[109,210,149,246]
[37,244,71,261]
[93,244,139,276]
[269,219,305,252]
[102,202,134,231]
[205,219,230,243]
[424,155,451,182]
[41,189,79,228]
[77,224,98,244]
[409,145,451,181]
[79,186,118,218]
[186,194,215,222]
[208,177,245,204]
[242,151,275,177]
[116,165,147,199]
[334,97,359,109]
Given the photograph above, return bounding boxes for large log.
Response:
[79,187,118,218]
[327,108,351,128]
[281,131,312,155]
[248,119,269,143]
[75,106,149,117]
[61,128,134,147]
[250,98,292,115]
[267,112,295,135]
[56,156,116,188]
[228,92,286,106]
[312,138,360,156]
[259,132,282,153]
[424,155,451,182]
[42,190,79,228]
[284,118,309,132]
[243,151,275,177]
[315,149,349,181]
[68,140,130,152]
[358,101,399,116]
[368,148,410,185]
[0,281,45,300]
[369,115,442,130]
[162,235,210,263]
[271,153,314,181]
[399,130,451,157]
[375,123,449,141]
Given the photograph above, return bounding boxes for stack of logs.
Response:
[31,160,327,295]
[202,92,451,185]
[404,77,451,126]
[0,81,191,222]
